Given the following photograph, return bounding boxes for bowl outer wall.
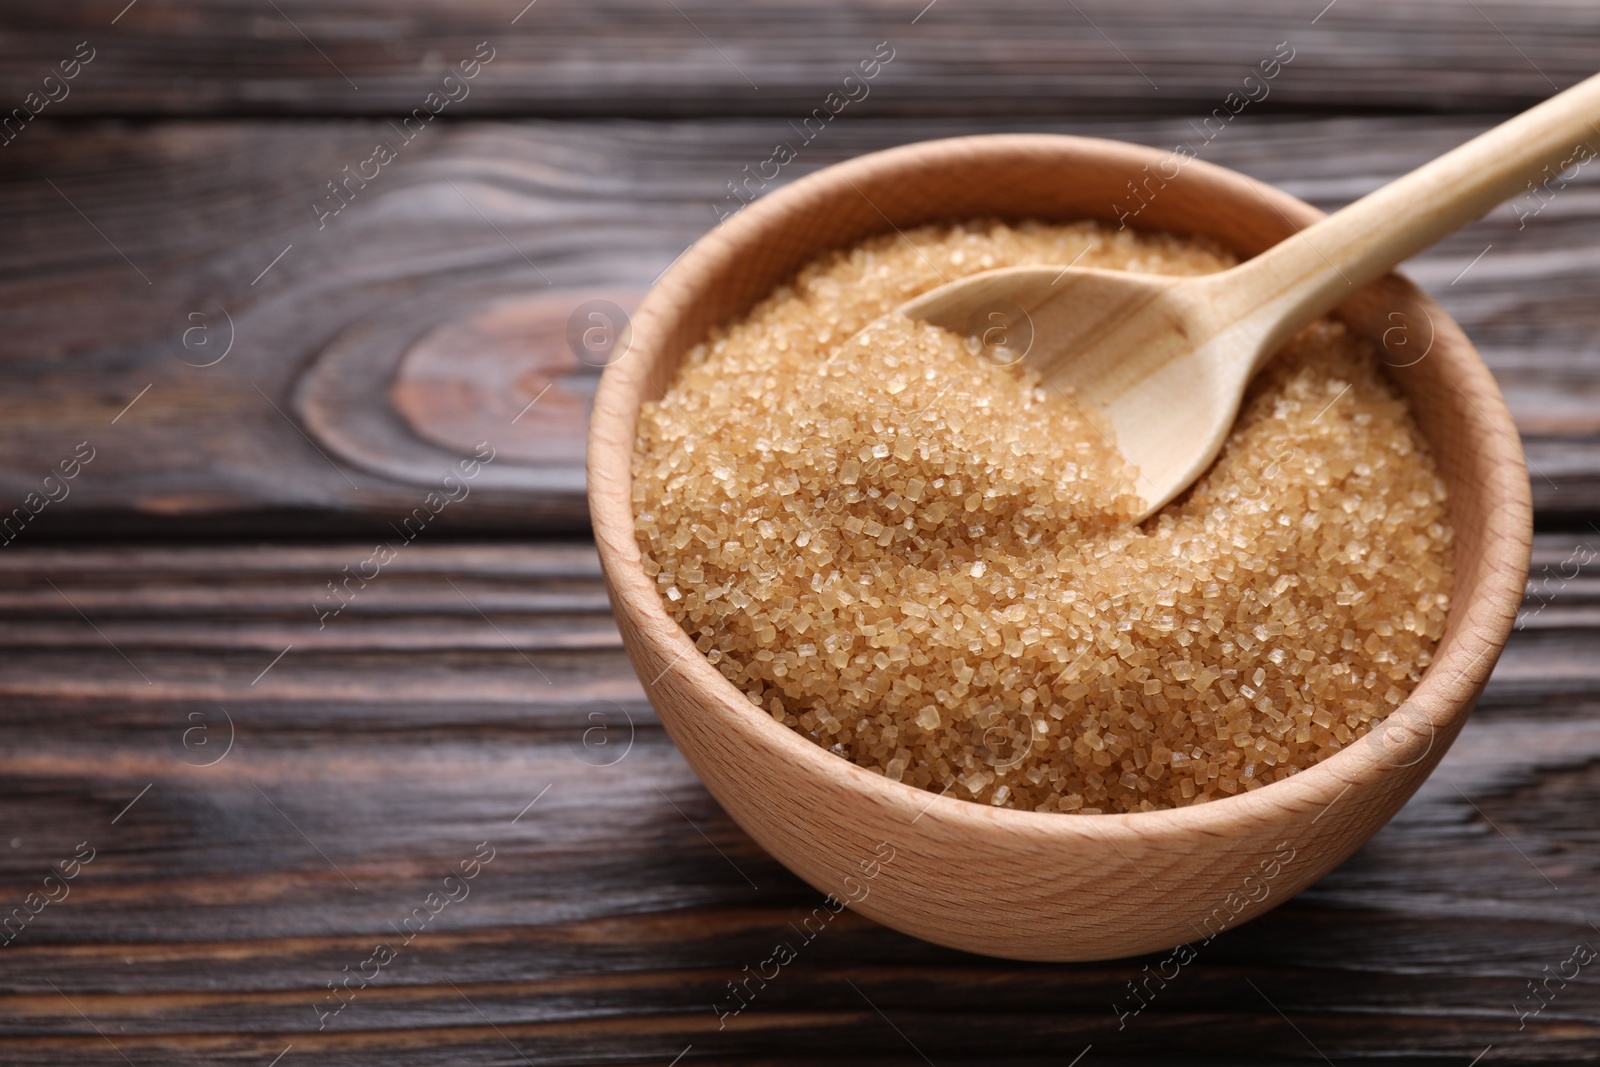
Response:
[587,134,1533,961]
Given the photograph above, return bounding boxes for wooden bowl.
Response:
[587,134,1532,961]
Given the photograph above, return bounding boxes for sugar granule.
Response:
[633,220,1453,814]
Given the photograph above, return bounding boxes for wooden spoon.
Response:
[897,73,1600,519]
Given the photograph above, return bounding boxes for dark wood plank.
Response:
[0,536,1598,1063]
[1,114,1598,538]
[3,0,1597,119]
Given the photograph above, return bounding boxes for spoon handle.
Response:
[1211,70,1600,365]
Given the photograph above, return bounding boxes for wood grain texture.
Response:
[3,0,1598,118]
[1,114,1599,536]
[0,537,1595,1063]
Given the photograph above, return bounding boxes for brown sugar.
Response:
[632,220,1454,814]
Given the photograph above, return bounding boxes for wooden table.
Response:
[2,2,1598,1062]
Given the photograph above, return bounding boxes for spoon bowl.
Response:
[588,133,1532,960]
[899,264,1235,514]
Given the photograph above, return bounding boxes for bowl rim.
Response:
[588,132,1532,838]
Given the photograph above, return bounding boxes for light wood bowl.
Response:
[587,134,1533,961]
